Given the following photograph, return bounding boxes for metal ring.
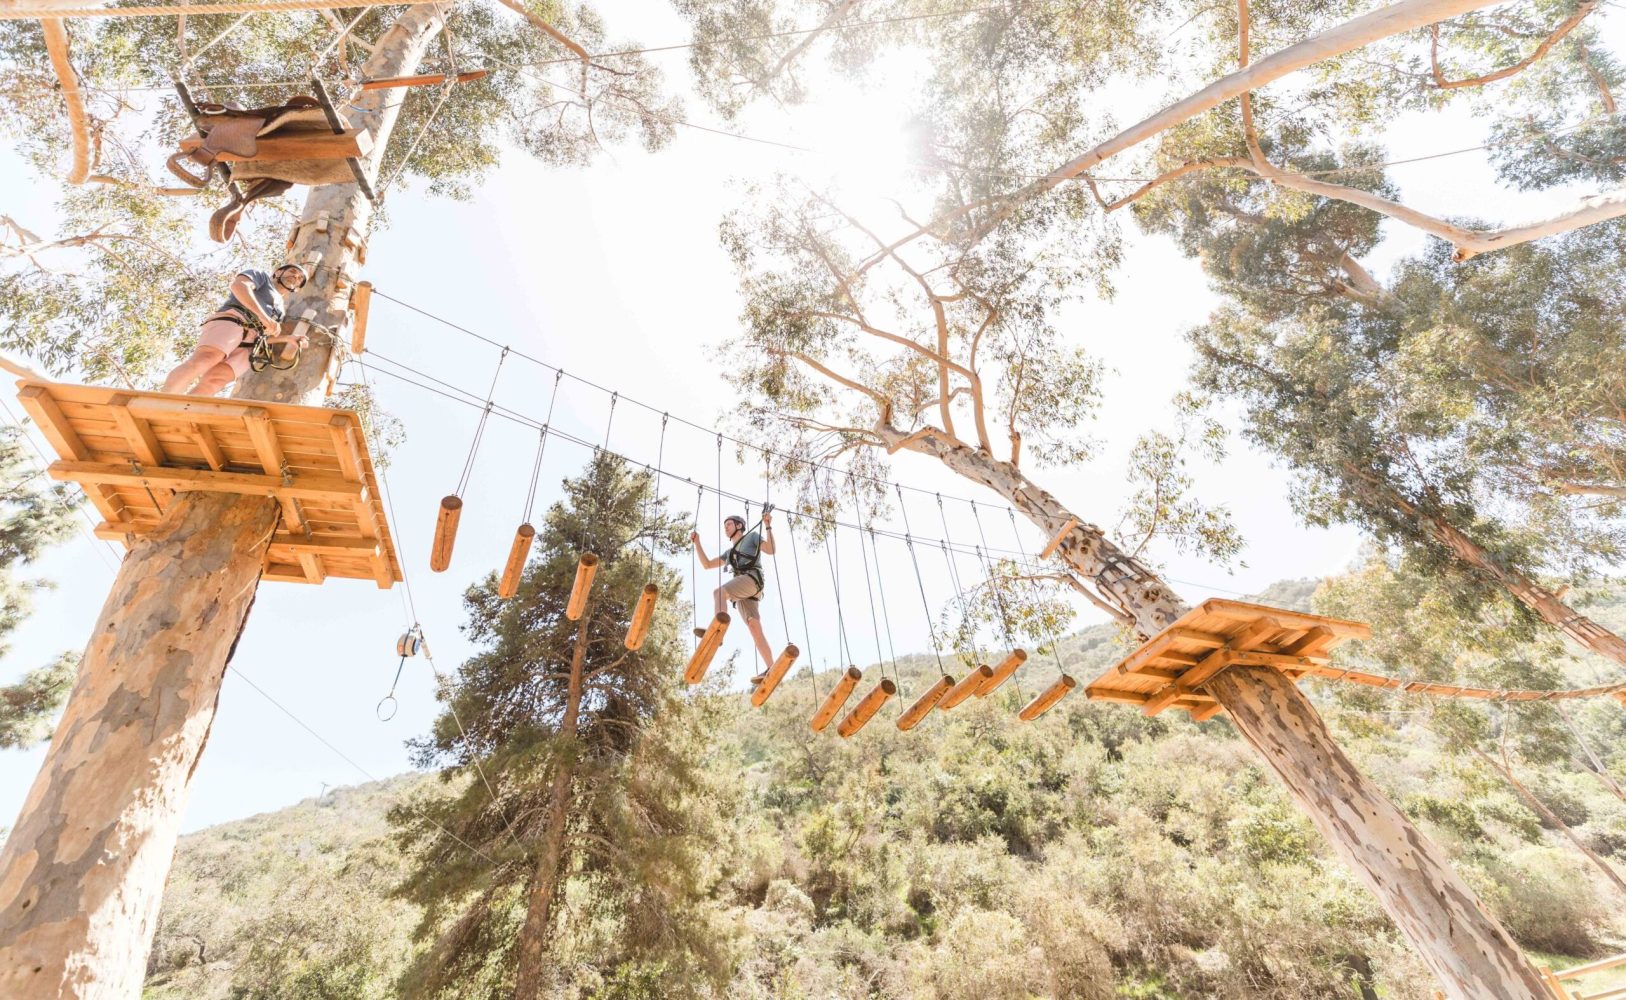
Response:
[375,694,398,722]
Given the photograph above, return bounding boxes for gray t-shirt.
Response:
[217,269,283,326]
[726,530,762,577]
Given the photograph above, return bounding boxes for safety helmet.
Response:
[274,261,314,287]
[724,514,746,528]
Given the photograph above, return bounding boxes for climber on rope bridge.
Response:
[162,262,311,396]
[692,509,777,685]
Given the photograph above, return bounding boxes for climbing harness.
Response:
[248,330,303,372]
[378,626,427,720]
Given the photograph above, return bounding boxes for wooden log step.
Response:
[685,613,729,685]
[1019,675,1076,721]
[565,552,598,620]
[976,649,1027,697]
[624,583,658,651]
[837,679,896,737]
[939,664,993,711]
[810,666,861,733]
[497,523,534,599]
[429,495,461,572]
[750,643,800,706]
[358,69,487,91]
[897,675,953,731]
[348,281,373,355]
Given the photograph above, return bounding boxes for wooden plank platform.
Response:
[16,380,401,588]
[1086,598,1370,721]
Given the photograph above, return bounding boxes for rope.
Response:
[970,501,1018,649]
[690,483,703,647]
[521,370,563,524]
[847,474,893,696]
[715,435,723,594]
[1,0,440,20]
[600,392,617,452]
[452,347,506,497]
[897,487,948,677]
[786,511,821,708]
[646,415,667,581]
[823,527,853,668]
[767,455,791,651]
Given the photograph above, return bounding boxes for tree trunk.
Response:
[0,10,444,997]
[1473,748,1626,898]
[1351,472,1626,670]
[0,492,276,999]
[512,614,589,997]
[882,425,1549,999]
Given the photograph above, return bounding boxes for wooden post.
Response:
[976,649,1027,697]
[684,613,729,685]
[624,584,658,651]
[1018,674,1076,721]
[836,678,896,737]
[939,664,994,711]
[497,523,534,599]
[0,10,451,996]
[750,644,800,706]
[429,495,462,572]
[810,666,862,732]
[897,675,953,731]
[348,280,373,355]
[565,552,598,621]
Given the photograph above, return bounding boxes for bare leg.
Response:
[189,361,237,397]
[745,618,774,671]
[161,346,226,394]
[713,586,727,617]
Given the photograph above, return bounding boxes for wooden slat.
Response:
[243,411,288,479]
[1039,517,1077,560]
[1284,625,1336,657]
[107,394,166,467]
[349,281,372,355]
[270,532,377,553]
[1198,598,1371,640]
[178,128,372,162]
[123,396,272,426]
[188,423,226,471]
[17,385,90,459]
[48,460,364,503]
[1166,626,1229,649]
[1188,702,1226,722]
[327,415,363,482]
[1142,618,1282,717]
[297,551,326,584]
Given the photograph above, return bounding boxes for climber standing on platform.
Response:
[162,262,310,396]
[691,510,777,684]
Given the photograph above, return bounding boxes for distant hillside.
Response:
[145,577,1626,999]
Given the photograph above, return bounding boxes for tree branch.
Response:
[1428,0,1598,91]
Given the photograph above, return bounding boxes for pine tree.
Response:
[0,424,79,750]
[391,453,734,1000]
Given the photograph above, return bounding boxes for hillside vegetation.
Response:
[145,576,1626,999]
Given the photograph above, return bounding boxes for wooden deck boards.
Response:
[18,380,401,588]
[1086,598,1370,721]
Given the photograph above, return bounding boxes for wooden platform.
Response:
[17,380,401,588]
[1086,599,1370,721]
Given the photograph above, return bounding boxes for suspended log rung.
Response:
[358,69,488,90]
[624,584,659,651]
[429,495,462,573]
[939,664,993,711]
[497,523,534,599]
[565,552,598,620]
[1019,675,1076,721]
[897,675,953,731]
[750,643,800,706]
[684,613,729,685]
[976,649,1027,698]
[810,666,862,732]
[837,679,897,737]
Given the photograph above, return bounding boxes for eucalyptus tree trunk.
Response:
[882,427,1550,1000]
[512,613,590,997]
[0,10,443,997]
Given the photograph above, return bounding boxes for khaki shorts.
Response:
[197,318,254,377]
[722,574,761,622]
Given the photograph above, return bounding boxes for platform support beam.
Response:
[0,8,447,996]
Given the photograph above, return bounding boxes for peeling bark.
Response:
[875,422,1547,999]
[0,8,445,995]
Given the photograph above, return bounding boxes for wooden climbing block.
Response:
[1084,599,1370,721]
[17,380,402,589]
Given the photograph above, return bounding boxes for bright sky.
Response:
[1,0,1621,832]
